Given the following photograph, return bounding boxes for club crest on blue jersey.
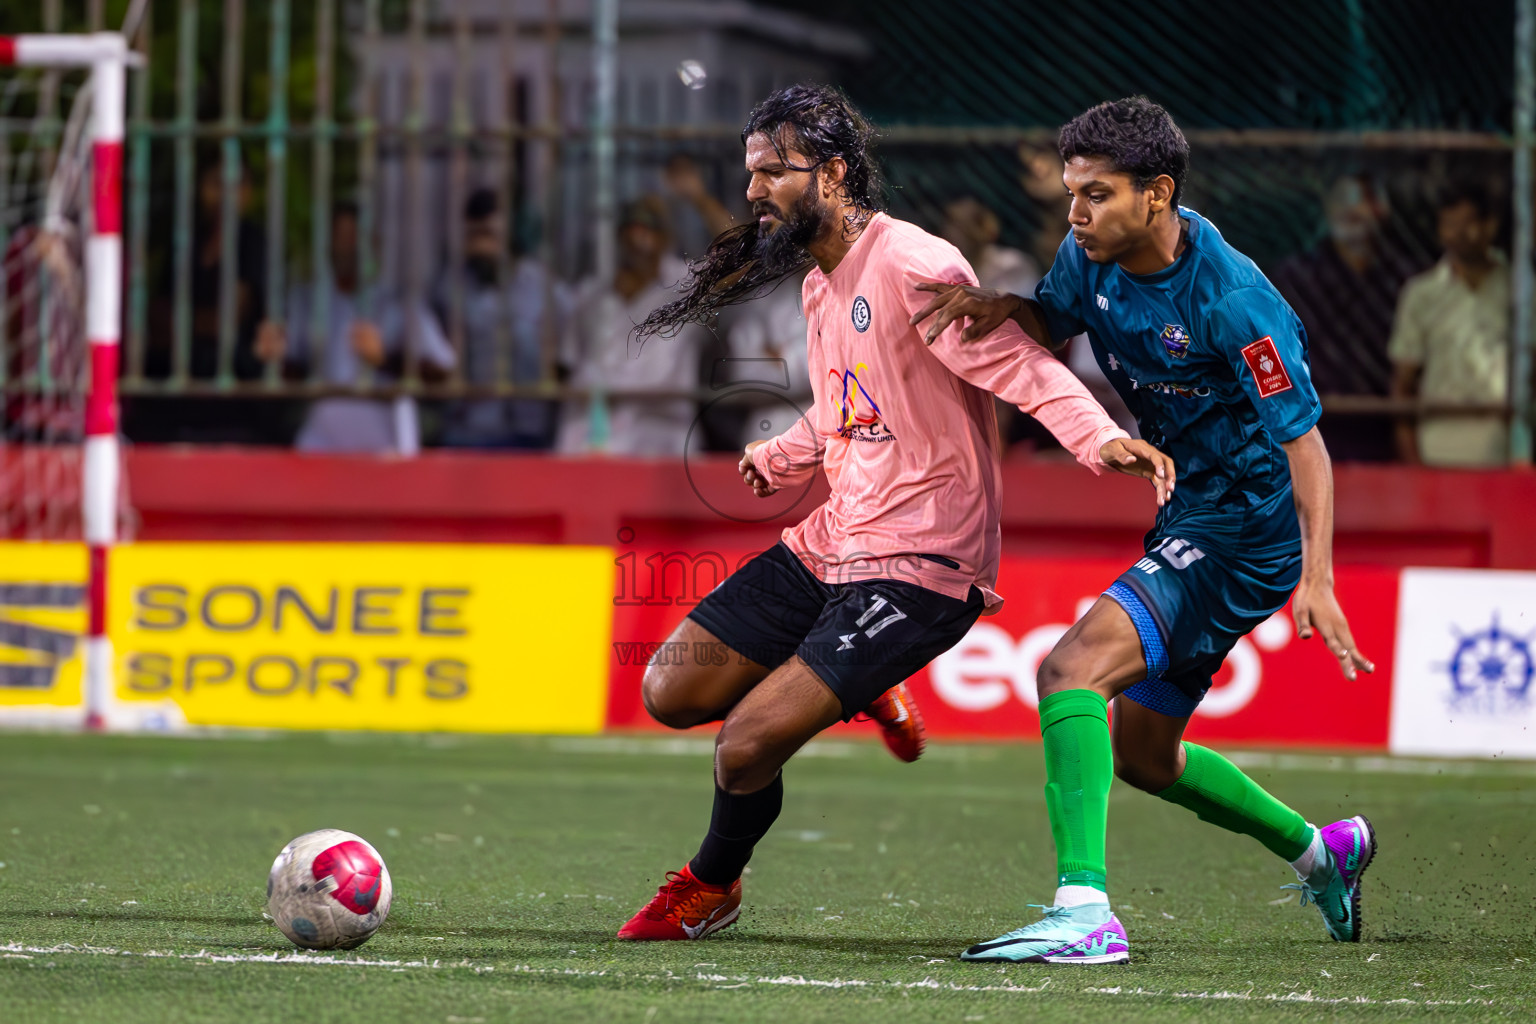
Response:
[1159,323,1192,359]
[851,295,872,332]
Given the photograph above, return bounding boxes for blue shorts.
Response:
[1106,535,1301,718]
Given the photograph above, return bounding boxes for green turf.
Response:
[0,731,1532,1023]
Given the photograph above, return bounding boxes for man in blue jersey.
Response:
[911,97,1376,965]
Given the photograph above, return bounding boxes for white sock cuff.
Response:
[1288,822,1325,876]
[1053,884,1109,908]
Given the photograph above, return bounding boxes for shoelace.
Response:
[642,871,693,918]
[1279,882,1317,908]
[998,904,1072,939]
[1281,881,1348,920]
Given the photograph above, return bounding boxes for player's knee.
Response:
[1035,647,1077,700]
[713,731,772,793]
[1112,749,1179,793]
[641,664,704,730]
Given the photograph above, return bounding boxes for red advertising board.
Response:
[909,558,1398,748]
[606,547,1398,749]
[606,546,755,730]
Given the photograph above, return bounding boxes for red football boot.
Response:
[616,864,742,941]
[862,681,926,763]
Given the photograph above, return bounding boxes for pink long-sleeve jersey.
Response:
[749,213,1129,614]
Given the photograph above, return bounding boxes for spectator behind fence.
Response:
[942,195,1056,452]
[726,268,813,449]
[4,222,82,440]
[147,160,267,382]
[1272,174,1419,461]
[432,188,571,449]
[255,202,456,455]
[556,196,705,456]
[941,196,1042,296]
[1018,142,1075,274]
[131,159,273,444]
[662,153,737,260]
[1389,182,1510,467]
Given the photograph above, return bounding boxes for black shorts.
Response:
[686,541,985,721]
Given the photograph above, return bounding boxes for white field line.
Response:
[550,735,1536,774]
[1224,751,1536,776]
[529,969,1499,1006]
[548,736,999,763]
[506,966,1503,1005]
[6,723,1525,773]
[548,737,858,759]
[1081,985,1496,1007]
[0,942,493,972]
[1,945,1501,1006]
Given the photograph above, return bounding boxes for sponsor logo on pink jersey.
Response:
[829,362,896,442]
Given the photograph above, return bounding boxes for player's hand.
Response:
[1018,143,1066,201]
[1100,437,1176,507]
[739,440,778,497]
[1293,579,1375,681]
[255,320,286,363]
[351,322,386,366]
[909,281,1022,344]
[663,156,708,203]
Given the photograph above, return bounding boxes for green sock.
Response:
[1039,690,1114,892]
[1157,742,1313,861]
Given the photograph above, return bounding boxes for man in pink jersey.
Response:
[616,85,1173,942]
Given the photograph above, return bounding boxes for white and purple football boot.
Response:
[961,904,1130,964]
[1284,815,1377,942]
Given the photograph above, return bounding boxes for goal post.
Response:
[0,33,126,729]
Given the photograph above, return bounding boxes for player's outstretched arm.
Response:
[909,282,1061,349]
[1282,426,1375,681]
[905,261,1135,478]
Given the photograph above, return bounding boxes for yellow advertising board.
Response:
[0,542,87,711]
[108,543,614,733]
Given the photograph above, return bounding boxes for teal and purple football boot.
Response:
[961,904,1130,964]
[1284,815,1377,942]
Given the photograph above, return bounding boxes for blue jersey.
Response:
[1034,208,1320,557]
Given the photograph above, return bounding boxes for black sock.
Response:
[688,773,784,886]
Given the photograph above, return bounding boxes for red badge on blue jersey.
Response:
[1240,336,1293,398]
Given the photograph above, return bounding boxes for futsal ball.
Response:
[266,829,393,950]
[677,59,707,89]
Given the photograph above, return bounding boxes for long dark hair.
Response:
[633,84,886,340]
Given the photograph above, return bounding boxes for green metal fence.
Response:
[0,0,1531,459]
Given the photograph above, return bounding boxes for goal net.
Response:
[0,34,130,728]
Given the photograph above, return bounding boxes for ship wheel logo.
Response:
[1440,614,1534,715]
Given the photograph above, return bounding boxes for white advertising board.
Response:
[1390,568,1536,759]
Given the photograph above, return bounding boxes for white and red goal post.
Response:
[0,33,127,729]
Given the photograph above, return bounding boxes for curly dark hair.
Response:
[1058,96,1189,210]
[632,84,885,340]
